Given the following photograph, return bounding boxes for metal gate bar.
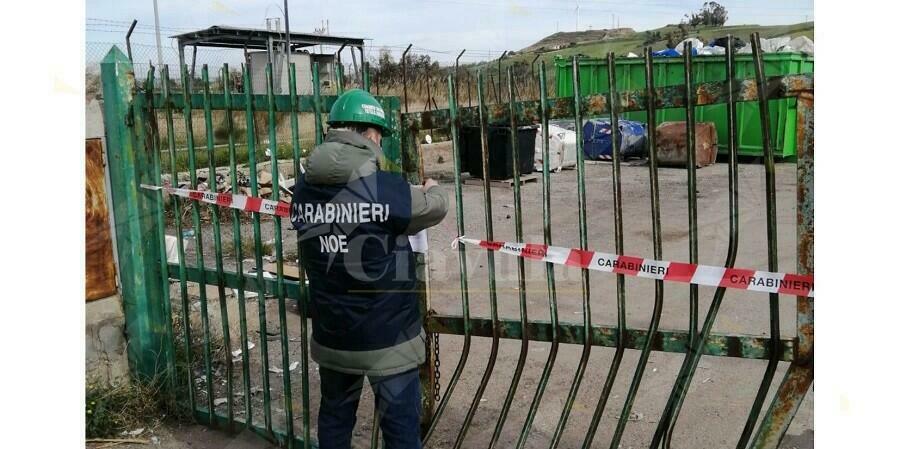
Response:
[513,61,561,449]
[581,51,628,449]
[450,70,501,449]
[486,67,530,449]
[607,45,665,449]
[220,64,254,429]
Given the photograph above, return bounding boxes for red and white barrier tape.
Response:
[451,236,814,297]
[140,184,290,218]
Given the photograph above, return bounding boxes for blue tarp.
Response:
[651,47,699,57]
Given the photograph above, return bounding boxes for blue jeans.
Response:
[318,367,422,449]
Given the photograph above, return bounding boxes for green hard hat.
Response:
[327,89,392,136]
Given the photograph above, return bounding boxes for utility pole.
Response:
[284,0,292,69]
[575,1,579,31]
[152,0,163,67]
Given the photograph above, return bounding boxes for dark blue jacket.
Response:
[290,130,447,375]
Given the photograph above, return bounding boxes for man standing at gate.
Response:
[290,89,448,449]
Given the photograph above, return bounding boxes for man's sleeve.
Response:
[405,184,449,235]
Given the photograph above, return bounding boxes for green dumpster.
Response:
[555,53,814,158]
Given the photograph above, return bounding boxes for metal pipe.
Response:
[653,42,702,446]
[650,36,741,449]
[242,64,274,435]
[582,51,627,448]
[144,66,177,407]
[151,0,164,67]
[401,44,412,113]
[265,63,296,447]
[201,65,235,430]
[608,46,665,449]
[284,0,292,74]
[190,46,198,85]
[125,20,137,61]
[160,64,195,414]
[312,62,324,144]
[452,70,500,449]
[455,49,466,104]
[685,40,699,345]
[736,32,782,449]
[221,63,254,431]
[497,50,508,103]
[514,60,560,449]
[179,60,214,427]
[549,55,592,449]
[488,67,529,449]
[350,47,360,83]
[286,60,312,449]
[530,54,540,99]
[422,73,473,445]
[363,61,370,92]
[335,43,348,93]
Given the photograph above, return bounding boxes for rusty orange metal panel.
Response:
[86,138,118,300]
[656,121,718,168]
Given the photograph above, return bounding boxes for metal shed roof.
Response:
[170,25,366,50]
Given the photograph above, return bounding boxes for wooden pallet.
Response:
[464,173,539,188]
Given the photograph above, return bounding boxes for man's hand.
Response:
[423,178,439,190]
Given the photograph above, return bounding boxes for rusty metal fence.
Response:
[102,31,812,449]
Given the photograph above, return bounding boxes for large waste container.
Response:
[460,126,537,180]
[582,118,647,160]
[555,53,813,158]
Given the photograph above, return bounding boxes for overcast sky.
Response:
[87,0,813,65]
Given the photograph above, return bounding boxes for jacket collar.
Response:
[325,129,384,158]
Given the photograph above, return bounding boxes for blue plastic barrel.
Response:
[582,118,647,160]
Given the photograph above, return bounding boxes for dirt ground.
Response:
[125,140,812,449]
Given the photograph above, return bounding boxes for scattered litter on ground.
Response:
[122,428,145,437]
[231,341,255,360]
[213,397,228,406]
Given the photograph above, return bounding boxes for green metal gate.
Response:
[101,32,812,449]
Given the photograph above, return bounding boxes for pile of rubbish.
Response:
[162,159,297,201]
[534,118,648,171]
[651,35,813,57]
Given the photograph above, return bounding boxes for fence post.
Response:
[397,109,437,432]
[100,46,171,382]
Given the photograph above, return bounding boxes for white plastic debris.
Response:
[122,428,145,437]
[214,397,229,406]
[231,341,255,358]
[270,366,284,374]
[787,36,814,54]
[676,37,704,53]
[290,361,300,371]
[535,121,578,172]
[738,36,791,54]
[425,134,433,144]
[698,46,726,55]
[626,52,639,58]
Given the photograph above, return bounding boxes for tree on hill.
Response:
[684,2,728,27]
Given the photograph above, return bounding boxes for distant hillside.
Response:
[468,21,813,72]
[520,28,636,53]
